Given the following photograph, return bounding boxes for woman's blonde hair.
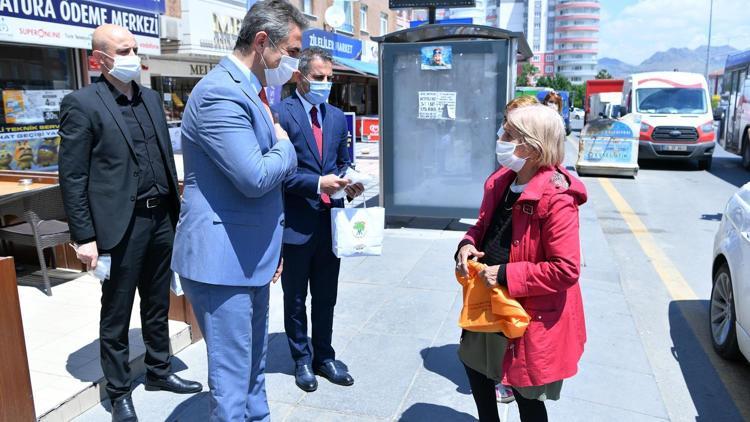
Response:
[506,104,565,167]
[505,95,539,113]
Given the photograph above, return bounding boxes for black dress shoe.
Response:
[295,364,318,392]
[144,374,203,394]
[111,396,138,422]
[314,361,354,386]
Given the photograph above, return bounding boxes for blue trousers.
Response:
[181,277,270,422]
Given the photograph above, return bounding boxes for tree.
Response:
[596,69,613,79]
[535,73,573,92]
[516,63,539,86]
[570,84,585,108]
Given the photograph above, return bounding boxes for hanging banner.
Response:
[93,0,165,14]
[0,0,160,55]
[302,28,362,60]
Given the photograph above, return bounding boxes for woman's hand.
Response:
[478,265,500,289]
[456,244,485,276]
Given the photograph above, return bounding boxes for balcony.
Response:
[556,14,600,21]
[559,68,598,78]
[555,37,598,44]
[556,57,598,65]
[555,25,599,32]
[556,1,601,11]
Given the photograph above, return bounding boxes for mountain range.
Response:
[598,45,739,77]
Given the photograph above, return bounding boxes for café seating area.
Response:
[0,171,200,422]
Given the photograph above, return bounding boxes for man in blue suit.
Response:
[171,1,307,420]
[272,47,364,393]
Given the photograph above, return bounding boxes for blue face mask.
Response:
[302,78,332,105]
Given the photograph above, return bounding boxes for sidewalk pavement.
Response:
[76,141,671,421]
[74,198,670,422]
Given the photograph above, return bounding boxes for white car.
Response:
[711,182,750,361]
[571,107,584,120]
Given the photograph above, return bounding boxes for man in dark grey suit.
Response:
[58,24,201,422]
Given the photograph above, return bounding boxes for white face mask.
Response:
[101,53,141,84]
[496,140,527,172]
[261,38,299,87]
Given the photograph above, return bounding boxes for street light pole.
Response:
[705,0,714,80]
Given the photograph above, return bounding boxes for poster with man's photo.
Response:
[421,46,452,70]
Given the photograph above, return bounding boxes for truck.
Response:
[589,92,624,120]
[514,87,571,135]
[619,71,715,170]
[584,79,624,123]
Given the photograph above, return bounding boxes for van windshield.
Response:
[636,88,707,114]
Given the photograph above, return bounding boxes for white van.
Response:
[620,72,716,169]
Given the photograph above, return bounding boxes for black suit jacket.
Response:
[58,78,180,250]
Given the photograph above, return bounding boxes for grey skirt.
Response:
[458,331,563,401]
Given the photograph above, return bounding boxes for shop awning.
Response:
[333,57,379,77]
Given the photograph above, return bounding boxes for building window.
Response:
[380,13,388,35]
[303,0,312,14]
[545,65,554,73]
[546,54,553,61]
[360,5,368,32]
[335,0,355,33]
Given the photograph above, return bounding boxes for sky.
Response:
[598,0,750,65]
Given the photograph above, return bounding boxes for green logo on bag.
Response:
[353,220,366,238]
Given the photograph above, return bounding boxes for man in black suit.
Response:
[58,24,201,422]
[272,47,364,392]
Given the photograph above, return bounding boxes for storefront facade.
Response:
[0,0,162,171]
[150,0,247,136]
[299,28,379,116]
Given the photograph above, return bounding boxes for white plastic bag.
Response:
[331,206,384,257]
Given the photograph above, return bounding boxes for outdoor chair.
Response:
[0,185,71,296]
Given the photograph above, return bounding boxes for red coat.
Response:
[462,165,587,387]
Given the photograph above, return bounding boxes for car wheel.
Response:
[710,264,742,360]
[698,157,713,171]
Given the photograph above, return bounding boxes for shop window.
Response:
[0,44,76,172]
[360,5,368,32]
[150,76,202,124]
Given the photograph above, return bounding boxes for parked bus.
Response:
[720,49,750,169]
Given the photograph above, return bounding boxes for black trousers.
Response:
[100,204,174,400]
[463,364,548,422]
[282,210,341,367]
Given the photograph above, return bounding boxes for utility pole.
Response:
[705,0,714,80]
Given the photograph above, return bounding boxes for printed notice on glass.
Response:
[418,91,456,120]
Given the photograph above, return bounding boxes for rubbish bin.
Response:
[374,25,532,219]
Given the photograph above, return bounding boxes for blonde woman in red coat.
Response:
[456,104,587,422]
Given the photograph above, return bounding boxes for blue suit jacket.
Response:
[172,57,297,286]
[272,93,351,245]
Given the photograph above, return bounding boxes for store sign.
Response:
[189,63,216,76]
[178,0,245,56]
[94,0,165,14]
[0,0,160,55]
[202,12,241,52]
[303,29,362,60]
